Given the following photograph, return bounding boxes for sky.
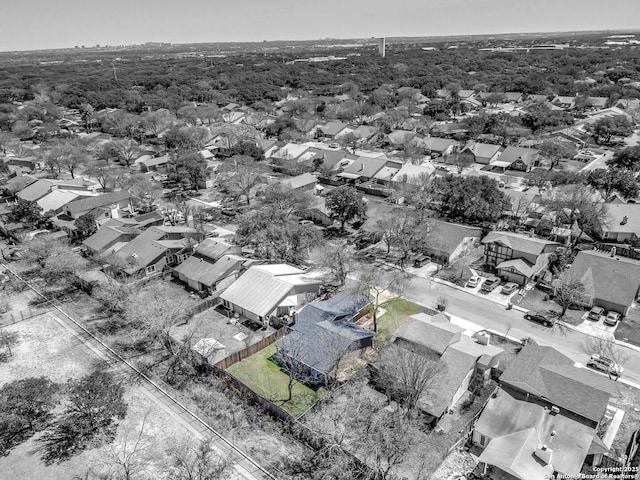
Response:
[1,0,640,52]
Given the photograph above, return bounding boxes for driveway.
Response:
[572,313,618,340]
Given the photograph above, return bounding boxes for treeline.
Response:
[1,45,639,112]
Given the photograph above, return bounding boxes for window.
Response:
[479,434,488,447]
[145,265,156,275]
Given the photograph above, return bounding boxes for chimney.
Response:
[535,445,553,465]
[621,215,628,225]
[358,162,364,172]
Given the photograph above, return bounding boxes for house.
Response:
[315,121,348,139]
[219,264,322,325]
[281,172,318,192]
[270,143,311,162]
[473,345,621,479]
[566,250,640,315]
[337,156,400,183]
[348,125,379,141]
[62,191,133,220]
[191,237,242,262]
[275,292,373,386]
[490,146,540,172]
[17,179,60,202]
[505,92,524,103]
[108,225,195,277]
[173,254,251,294]
[422,219,483,265]
[461,142,503,165]
[391,312,502,424]
[36,190,94,215]
[420,137,459,157]
[482,231,560,285]
[599,203,640,242]
[83,223,141,256]
[390,163,435,186]
[138,154,170,172]
[502,186,542,220]
[552,95,577,109]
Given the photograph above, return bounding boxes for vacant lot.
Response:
[226,343,326,418]
[0,306,204,479]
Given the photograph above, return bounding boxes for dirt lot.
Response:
[0,306,203,479]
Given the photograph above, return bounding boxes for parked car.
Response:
[413,255,431,268]
[587,354,623,377]
[604,311,622,327]
[298,220,314,226]
[466,276,480,288]
[481,276,501,292]
[501,282,518,295]
[587,306,605,321]
[524,311,554,327]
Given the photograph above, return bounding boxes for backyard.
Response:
[225,343,327,418]
[614,306,640,347]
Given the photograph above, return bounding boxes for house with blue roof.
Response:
[275,292,373,386]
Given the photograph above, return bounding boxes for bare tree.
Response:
[0,330,19,361]
[553,272,587,318]
[166,438,231,480]
[372,343,446,416]
[354,267,408,332]
[316,241,355,287]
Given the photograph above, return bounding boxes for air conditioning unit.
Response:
[476,332,491,346]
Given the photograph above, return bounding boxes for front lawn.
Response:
[374,297,421,347]
[513,287,585,326]
[225,344,326,418]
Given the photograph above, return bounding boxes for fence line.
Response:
[187,296,222,317]
[0,260,278,480]
[214,328,286,370]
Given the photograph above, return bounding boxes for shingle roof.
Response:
[391,163,435,184]
[476,389,598,476]
[173,254,246,288]
[66,191,131,216]
[194,238,241,261]
[499,345,616,423]
[482,231,559,256]
[281,172,318,190]
[602,203,640,236]
[36,190,84,213]
[497,258,535,277]
[83,225,140,253]
[395,312,463,355]
[338,156,388,179]
[17,179,58,202]
[568,250,640,310]
[463,142,502,161]
[427,219,482,257]
[277,292,372,375]
[320,121,348,137]
[498,146,539,166]
[420,137,459,152]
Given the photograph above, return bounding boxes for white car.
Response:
[587,354,623,377]
[604,311,621,327]
[466,276,480,288]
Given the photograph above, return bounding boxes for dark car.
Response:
[481,276,501,292]
[524,311,554,327]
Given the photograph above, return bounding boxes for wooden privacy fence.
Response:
[186,296,222,318]
[214,328,286,370]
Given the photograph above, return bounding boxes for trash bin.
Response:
[506,302,512,310]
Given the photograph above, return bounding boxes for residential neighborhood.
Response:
[1,26,640,480]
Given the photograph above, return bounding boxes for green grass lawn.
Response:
[374,297,421,347]
[614,313,640,347]
[225,344,326,418]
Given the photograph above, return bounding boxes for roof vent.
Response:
[621,215,628,225]
[550,406,560,415]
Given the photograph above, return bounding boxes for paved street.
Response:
[403,275,640,387]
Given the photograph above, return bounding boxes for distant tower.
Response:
[379,37,386,58]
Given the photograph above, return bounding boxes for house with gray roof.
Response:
[461,142,503,165]
[566,250,640,315]
[491,146,540,172]
[423,219,483,265]
[108,225,195,277]
[275,292,373,386]
[599,203,640,242]
[473,344,621,479]
[280,172,318,192]
[220,264,322,325]
[482,231,559,285]
[391,312,502,423]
